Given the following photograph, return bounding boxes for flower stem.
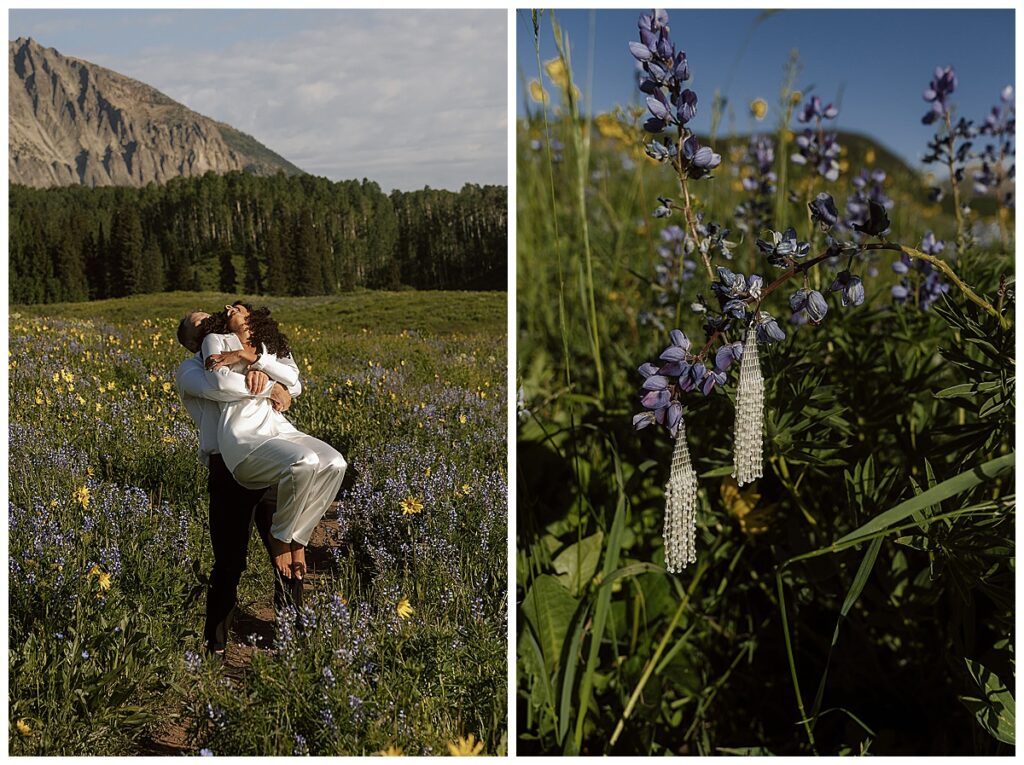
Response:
[608,559,708,748]
[864,243,1011,329]
[674,126,714,281]
[943,110,968,261]
[749,242,1010,331]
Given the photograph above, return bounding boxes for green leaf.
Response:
[521,575,580,676]
[809,537,883,727]
[552,531,604,596]
[961,659,1015,745]
[834,453,1014,546]
[934,380,1001,399]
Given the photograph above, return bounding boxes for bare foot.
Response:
[289,542,306,580]
[269,536,292,578]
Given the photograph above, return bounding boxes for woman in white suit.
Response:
[199,301,346,591]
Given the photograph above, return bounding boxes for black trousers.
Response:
[204,453,280,650]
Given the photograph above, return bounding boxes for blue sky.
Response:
[10,9,508,192]
[515,9,1014,168]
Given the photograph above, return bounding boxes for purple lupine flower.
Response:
[920,231,945,256]
[791,129,841,181]
[797,95,838,123]
[922,65,957,124]
[657,329,691,376]
[714,341,744,372]
[891,253,913,275]
[790,289,829,323]
[755,311,786,344]
[851,199,891,237]
[829,271,865,307]
[630,9,721,181]
[808,192,840,230]
[756,227,810,267]
[645,140,677,162]
[681,135,722,179]
[735,135,777,237]
[846,169,893,232]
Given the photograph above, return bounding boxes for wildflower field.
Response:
[517,11,1014,756]
[9,290,508,755]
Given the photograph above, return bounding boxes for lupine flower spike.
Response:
[663,417,698,572]
[732,325,764,486]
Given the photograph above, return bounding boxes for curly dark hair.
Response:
[198,301,292,358]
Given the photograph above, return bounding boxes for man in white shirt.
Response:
[175,309,301,656]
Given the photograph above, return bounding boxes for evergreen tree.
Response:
[109,205,145,297]
[218,248,237,293]
[243,240,262,294]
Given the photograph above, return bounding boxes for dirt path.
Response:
[138,509,341,755]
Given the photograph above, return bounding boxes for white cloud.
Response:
[76,10,507,192]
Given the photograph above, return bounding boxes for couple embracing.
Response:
[174,301,347,656]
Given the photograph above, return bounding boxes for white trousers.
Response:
[232,432,347,546]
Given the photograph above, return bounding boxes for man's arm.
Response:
[176,356,274,403]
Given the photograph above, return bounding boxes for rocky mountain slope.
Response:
[9,37,302,187]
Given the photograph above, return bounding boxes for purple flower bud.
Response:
[790,289,809,312]
[629,41,653,61]
[676,89,697,124]
[633,411,657,430]
[806,290,828,323]
[642,374,671,391]
[808,192,839,230]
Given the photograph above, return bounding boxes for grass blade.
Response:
[834,453,1013,545]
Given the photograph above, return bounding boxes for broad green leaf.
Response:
[553,531,603,596]
[521,575,579,676]
[834,453,1014,545]
[961,659,1015,745]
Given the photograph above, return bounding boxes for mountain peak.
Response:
[8,38,303,187]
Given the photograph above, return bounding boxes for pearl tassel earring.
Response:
[733,325,764,487]
[663,417,698,572]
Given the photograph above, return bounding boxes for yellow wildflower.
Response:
[791,90,803,105]
[750,98,768,121]
[396,597,414,619]
[162,382,172,393]
[149,375,157,383]
[97,572,112,591]
[87,564,102,578]
[377,745,403,756]
[75,486,90,510]
[16,719,32,736]
[459,414,467,424]
[528,78,548,104]
[865,148,876,165]
[544,57,568,89]
[595,112,629,143]
[447,734,484,756]
[461,484,471,496]
[400,496,423,515]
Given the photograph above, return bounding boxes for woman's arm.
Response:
[249,345,301,393]
[202,334,255,393]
